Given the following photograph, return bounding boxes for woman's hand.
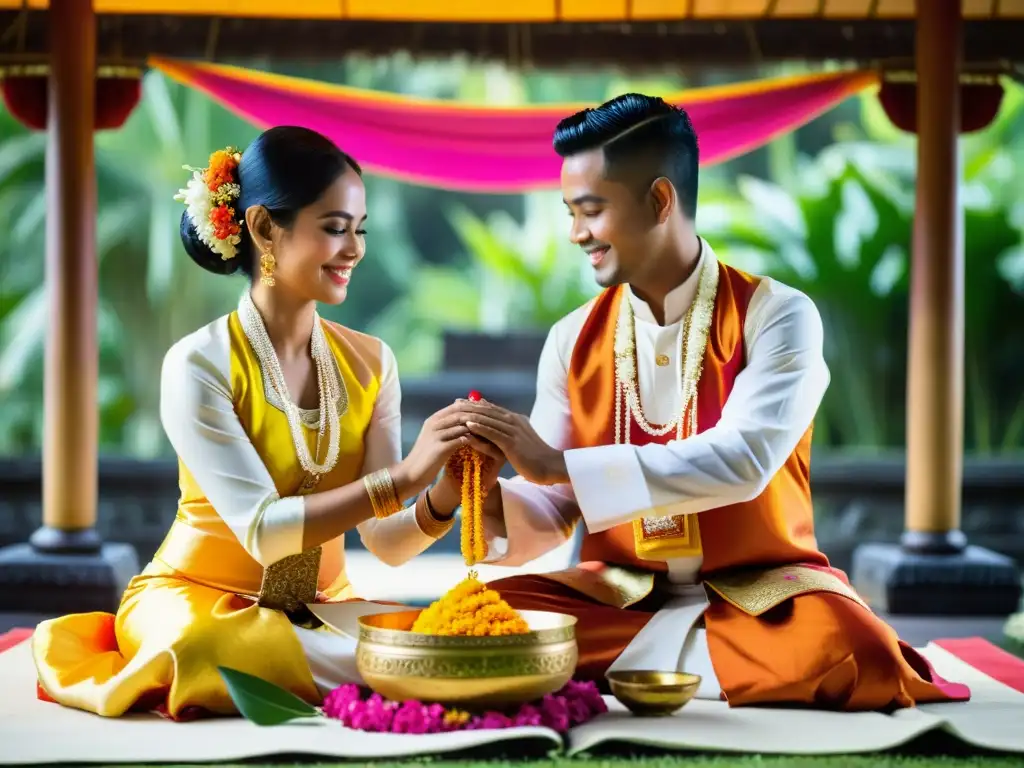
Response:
[428,437,506,516]
[392,403,472,499]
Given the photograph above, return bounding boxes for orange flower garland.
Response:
[447,390,488,567]
[204,148,242,241]
[410,571,529,636]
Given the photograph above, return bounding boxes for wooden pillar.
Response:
[901,0,966,554]
[30,0,101,553]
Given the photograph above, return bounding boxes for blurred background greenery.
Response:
[1,57,1021,459]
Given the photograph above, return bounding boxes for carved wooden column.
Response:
[29,0,101,553]
[901,0,965,553]
[851,0,1020,616]
[0,0,138,614]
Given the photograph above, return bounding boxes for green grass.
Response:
[107,759,1022,768]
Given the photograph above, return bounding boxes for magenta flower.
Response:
[512,704,543,727]
[321,679,604,735]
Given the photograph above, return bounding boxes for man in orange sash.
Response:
[457,94,970,711]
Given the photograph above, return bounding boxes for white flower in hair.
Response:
[174,149,243,262]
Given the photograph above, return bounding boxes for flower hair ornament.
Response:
[174,147,244,262]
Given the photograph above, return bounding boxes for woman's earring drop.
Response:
[259,250,276,287]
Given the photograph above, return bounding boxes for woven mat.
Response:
[0,629,1020,764]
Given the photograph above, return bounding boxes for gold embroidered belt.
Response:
[538,563,868,615]
[256,476,323,628]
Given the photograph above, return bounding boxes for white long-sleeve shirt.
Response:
[159,316,439,584]
[485,242,831,584]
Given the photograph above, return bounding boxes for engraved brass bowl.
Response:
[355,610,578,709]
[606,670,701,716]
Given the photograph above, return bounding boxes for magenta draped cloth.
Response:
[151,58,878,192]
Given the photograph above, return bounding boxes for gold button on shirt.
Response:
[655,354,671,367]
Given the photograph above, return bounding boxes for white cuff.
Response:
[246,494,306,567]
[358,505,435,568]
[481,477,571,567]
[565,444,653,533]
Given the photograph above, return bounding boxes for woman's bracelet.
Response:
[364,468,403,520]
[415,488,456,539]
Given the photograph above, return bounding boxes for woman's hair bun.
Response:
[176,127,362,280]
[178,209,246,276]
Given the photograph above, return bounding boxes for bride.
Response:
[32,126,500,719]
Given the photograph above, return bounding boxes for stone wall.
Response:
[3,332,1022,574]
[2,452,1022,575]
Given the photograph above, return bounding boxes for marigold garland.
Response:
[410,571,529,636]
[448,389,488,567]
[174,146,243,261]
[450,445,487,567]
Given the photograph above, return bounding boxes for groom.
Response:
[449,93,970,711]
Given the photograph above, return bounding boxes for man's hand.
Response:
[459,400,570,486]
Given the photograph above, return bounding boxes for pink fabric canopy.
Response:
[151,58,878,192]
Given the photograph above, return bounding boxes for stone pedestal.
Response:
[0,542,139,614]
[852,542,1022,616]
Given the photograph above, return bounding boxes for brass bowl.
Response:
[606,670,701,716]
[355,609,578,709]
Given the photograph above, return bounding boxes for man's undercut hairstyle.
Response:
[553,93,699,218]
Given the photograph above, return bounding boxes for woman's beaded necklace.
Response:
[238,291,341,485]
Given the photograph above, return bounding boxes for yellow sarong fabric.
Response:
[33,312,382,718]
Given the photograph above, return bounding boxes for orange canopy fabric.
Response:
[3,0,1022,21]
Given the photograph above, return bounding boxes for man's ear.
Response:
[245,205,274,254]
[649,177,675,225]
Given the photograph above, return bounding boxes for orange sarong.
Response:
[491,573,970,711]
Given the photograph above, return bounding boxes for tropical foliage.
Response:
[1,60,1021,456]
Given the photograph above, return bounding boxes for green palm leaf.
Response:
[217,666,323,726]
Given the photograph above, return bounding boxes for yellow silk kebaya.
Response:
[32,313,382,719]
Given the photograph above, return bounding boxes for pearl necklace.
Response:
[613,250,718,446]
[238,292,342,482]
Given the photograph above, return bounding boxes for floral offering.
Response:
[448,390,488,566]
[410,571,529,636]
[321,679,606,734]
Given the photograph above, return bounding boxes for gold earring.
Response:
[259,251,276,287]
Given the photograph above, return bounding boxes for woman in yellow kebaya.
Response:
[32,126,501,719]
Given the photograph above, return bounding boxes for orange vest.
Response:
[567,261,828,578]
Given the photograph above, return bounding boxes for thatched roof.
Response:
[2,0,1023,22]
[1,6,1022,68]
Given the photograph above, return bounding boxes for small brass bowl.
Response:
[355,610,578,709]
[606,670,701,717]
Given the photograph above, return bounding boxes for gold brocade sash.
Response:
[633,513,703,562]
[539,563,867,614]
[540,565,657,609]
[257,475,321,616]
[704,564,869,615]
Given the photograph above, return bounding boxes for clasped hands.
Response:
[397,396,569,519]
[454,396,569,488]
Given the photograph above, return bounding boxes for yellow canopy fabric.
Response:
[2,0,1022,21]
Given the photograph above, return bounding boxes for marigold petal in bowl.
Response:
[355,609,578,709]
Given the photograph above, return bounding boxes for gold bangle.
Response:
[364,472,386,519]
[364,469,402,520]
[415,489,455,539]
